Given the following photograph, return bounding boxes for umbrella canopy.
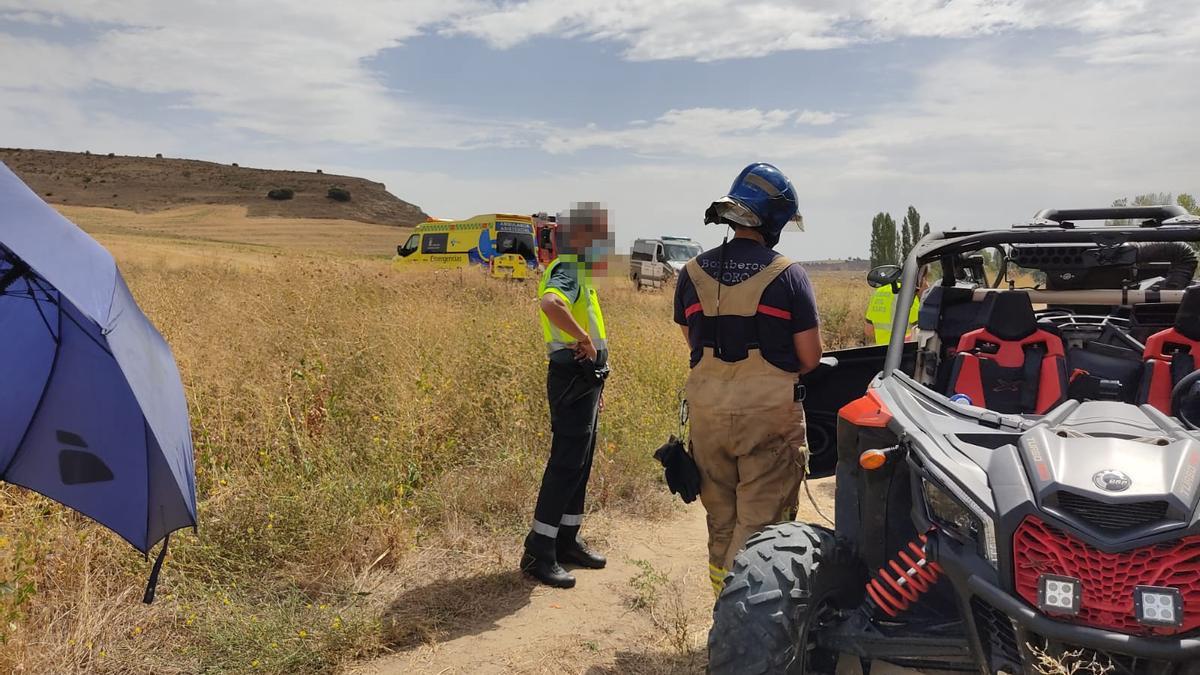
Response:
[0,162,196,592]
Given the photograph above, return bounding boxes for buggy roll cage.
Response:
[881,207,1200,375]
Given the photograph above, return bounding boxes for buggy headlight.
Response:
[922,478,998,568]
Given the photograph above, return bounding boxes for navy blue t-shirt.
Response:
[673,238,819,372]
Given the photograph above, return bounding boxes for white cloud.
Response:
[0,10,63,25]
[367,50,1200,260]
[1,0,1197,261]
[542,107,841,156]
[0,0,1193,157]
[0,0,519,150]
[795,110,843,126]
[448,0,1199,64]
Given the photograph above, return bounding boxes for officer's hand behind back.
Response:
[574,338,598,363]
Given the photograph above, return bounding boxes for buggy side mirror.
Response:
[867,265,902,289]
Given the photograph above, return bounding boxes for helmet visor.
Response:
[705,197,762,229]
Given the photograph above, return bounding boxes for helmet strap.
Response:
[762,228,780,249]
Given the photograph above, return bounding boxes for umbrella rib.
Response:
[29,275,114,357]
[0,258,29,292]
[1,292,63,482]
[25,276,59,346]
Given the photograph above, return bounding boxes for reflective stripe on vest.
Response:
[538,258,608,354]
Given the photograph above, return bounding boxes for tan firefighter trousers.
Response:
[683,255,808,595]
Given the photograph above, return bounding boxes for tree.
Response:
[900,206,927,261]
[1111,193,1188,225]
[1179,194,1199,216]
[869,212,898,268]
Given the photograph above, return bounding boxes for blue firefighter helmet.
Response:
[704,163,799,247]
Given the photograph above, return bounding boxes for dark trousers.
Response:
[530,357,603,546]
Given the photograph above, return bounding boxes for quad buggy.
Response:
[709,206,1200,674]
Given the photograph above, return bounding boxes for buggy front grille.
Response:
[1053,491,1168,531]
[970,597,1021,673]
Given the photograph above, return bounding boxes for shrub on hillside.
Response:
[327,186,351,202]
[267,188,295,201]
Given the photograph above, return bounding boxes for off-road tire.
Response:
[708,522,856,675]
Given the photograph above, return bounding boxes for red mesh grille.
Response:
[1014,517,1200,635]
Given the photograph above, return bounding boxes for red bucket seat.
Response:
[1139,286,1200,414]
[947,291,1067,414]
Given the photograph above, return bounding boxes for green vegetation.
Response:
[869,205,931,268]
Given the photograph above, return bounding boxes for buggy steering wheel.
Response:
[1170,369,1200,429]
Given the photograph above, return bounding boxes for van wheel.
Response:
[708,523,859,675]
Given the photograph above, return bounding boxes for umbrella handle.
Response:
[142,534,170,604]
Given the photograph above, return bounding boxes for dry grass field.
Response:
[0,206,876,674]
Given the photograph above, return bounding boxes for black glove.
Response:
[653,435,701,504]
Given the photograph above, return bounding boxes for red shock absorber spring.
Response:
[865,532,943,617]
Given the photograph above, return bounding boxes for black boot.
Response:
[521,532,575,588]
[557,525,607,569]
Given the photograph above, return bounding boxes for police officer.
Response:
[864,276,926,345]
[673,164,822,596]
[522,202,613,589]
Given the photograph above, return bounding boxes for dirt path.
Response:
[352,501,712,675]
[351,478,924,675]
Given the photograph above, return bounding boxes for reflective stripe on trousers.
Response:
[530,358,603,542]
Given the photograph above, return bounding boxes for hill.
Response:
[0,148,428,227]
[800,258,871,272]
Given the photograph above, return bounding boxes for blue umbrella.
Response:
[0,161,196,602]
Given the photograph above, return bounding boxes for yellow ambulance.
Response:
[394,214,539,280]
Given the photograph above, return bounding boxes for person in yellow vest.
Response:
[674,163,821,596]
[863,274,928,345]
[522,202,613,589]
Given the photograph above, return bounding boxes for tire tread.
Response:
[707,522,839,675]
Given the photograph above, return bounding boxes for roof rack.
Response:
[1020,206,1194,229]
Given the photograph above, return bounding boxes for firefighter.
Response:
[521,202,614,589]
[673,163,822,596]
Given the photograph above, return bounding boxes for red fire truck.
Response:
[531,212,558,266]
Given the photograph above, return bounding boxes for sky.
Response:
[1,1,1198,261]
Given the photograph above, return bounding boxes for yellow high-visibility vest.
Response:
[866,285,919,345]
[538,257,607,354]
